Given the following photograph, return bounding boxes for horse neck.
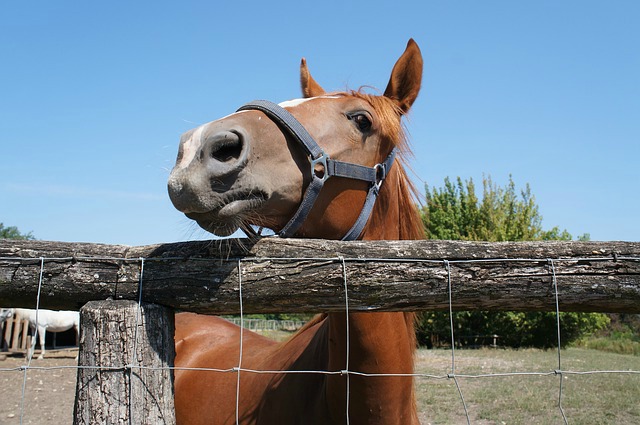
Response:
[360,158,424,241]
[324,163,421,423]
[336,160,421,347]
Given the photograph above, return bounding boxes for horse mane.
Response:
[385,163,425,241]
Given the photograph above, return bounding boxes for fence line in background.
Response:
[224,318,307,332]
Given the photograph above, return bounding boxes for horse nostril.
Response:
[205,131,244,163]
[211,140,242,162]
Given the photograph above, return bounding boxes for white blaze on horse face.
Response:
[176,125,205,170]
[278,98,311,108]
[278,95,341,109]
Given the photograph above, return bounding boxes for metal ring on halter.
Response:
[374,162,387,191]
[311,152,330,182]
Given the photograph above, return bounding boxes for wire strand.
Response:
[445,260,471,425]
[339,256,351,425]
[236,259,244,425]
[127,257,146,425]
[19,257,45,425]
[550,259,569,425]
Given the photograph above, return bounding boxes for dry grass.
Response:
[414,347,640,424]
[256,329,640,423]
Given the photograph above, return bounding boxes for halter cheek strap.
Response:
[237,100,397,241]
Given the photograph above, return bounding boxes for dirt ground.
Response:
[0,349,77,425]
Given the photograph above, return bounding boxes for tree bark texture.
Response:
[73,300,175,425]
[1,239,639,313]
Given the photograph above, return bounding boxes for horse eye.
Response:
[349,113,372,132]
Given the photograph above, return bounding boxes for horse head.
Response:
[0,308,14,322]
[168,39,422,240]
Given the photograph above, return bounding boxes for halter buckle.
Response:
[311,152,330,182]
[374,162,387,190]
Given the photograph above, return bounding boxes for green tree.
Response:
[0,223,35,240]
[417,175,605,349]
[422,175,575,242]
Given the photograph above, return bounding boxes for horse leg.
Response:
[37,325,46,359]
[74,324,79,361]
[25,323,35,359]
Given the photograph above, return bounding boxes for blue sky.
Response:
[1,1,638,245]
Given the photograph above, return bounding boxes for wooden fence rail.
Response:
[1,239,639,314]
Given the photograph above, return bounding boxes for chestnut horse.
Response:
[169,39,424,424]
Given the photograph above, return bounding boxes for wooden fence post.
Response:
[73,300,176,424]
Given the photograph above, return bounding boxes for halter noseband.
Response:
[237,100,397,241]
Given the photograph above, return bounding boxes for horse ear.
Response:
[300,58,326,98]
[384,39,423,114]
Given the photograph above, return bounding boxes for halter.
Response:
[237,100,397,241]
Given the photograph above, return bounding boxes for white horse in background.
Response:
[0,308,12,323]
[0,309,13,351]
[5,308,79,359]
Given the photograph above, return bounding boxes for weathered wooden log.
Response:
[1,239,639,313]
[73,300,175,425]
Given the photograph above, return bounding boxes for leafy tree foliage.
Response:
[0,223,34,240]
[417,176,606,349]
[417,309,609,349]
[422,175,574,241]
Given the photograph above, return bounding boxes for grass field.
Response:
[255,330,640,424]
[414,348,640,424]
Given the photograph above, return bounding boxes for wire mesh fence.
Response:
[0,244,639,424]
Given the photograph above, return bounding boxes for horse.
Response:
[9,308,79,359]
[0,308,12,323]
[168,39,424,425]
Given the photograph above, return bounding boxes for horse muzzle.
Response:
[168,123,265,235]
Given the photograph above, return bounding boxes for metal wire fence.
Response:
[0,251,639,424]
